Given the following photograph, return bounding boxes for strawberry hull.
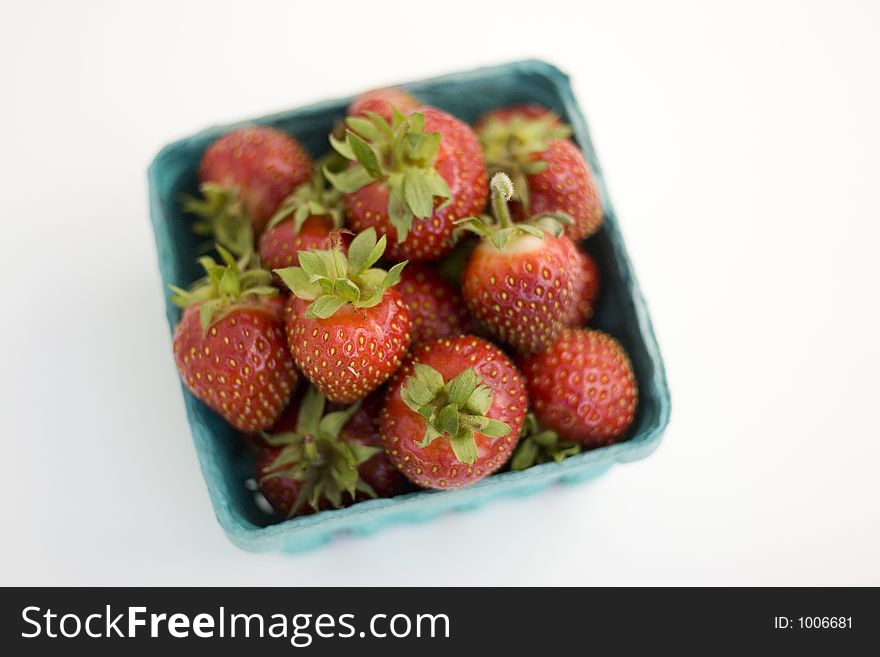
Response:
[148,60,671,553]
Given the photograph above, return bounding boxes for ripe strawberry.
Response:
[275,228,411,403]
[258,164,345,272]
[396,264,470,345]
[520,328,638,447]
[458,172,580,355]
[561,249,600,327]
[327,106,487,262]
[528,140,603,242]
[260,215,339,273]
[256,385,385,518]
[349,87,421,123]
[170,249,298,432]
[477,104,603,241]
[381,335,527,489]
[184,126,313,257]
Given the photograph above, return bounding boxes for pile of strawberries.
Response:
[170,87,639,519]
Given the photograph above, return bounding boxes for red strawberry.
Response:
[520,328,638,447]
[396,264,470,345]
[477,105,602,241]
[258,164,346,272]
[527,140,602,241]
[256,385,385,519]
[260,215,340,272]
[185,126,313,257]
[275,228,411,403]
[381,335,527,489]
[327,107,487,262]
[458,172,580,355]
[171,249,298,432]
[561,249,600,327]
[349,87,421,123]
[338,389,410,498]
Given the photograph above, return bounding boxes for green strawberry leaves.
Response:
[449,429,478,466]
[346,226,388,273]
[273,266,319,300]
[387,176,413,239]
[307,295,348,319]
[401,364,512,466]
[348,132,384,178]
[345,116,381,142]
[323,166,374,194]
[510,413,581,471]
[274,227,407,319]
[325,110,451,242]
[446,368,478,406]
[183,182,255,261]
[169,245,278,331]
[260,385,380,518]
[403,168,435,218]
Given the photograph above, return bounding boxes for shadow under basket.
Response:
[147,59,671,553]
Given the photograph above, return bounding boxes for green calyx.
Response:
[325,108,451,242]
[400,364,512,466]
[260,385,380,518]
[454,172,572,250]
[265,155,345,233]
[510,413,581,471]
[183,182,255,261]
[274,227,407,319]
[478,110,572,211]
[169,245,278,331]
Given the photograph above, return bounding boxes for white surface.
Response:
[2,0,878,586]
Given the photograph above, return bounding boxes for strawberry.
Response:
[561,249,600,327]
[258,163,346,272]
[326,107,487,262]
[520,328,638,447]
[275,228,411,403]
[170,248,298,432]
[458,172,580,355]
[396,264,470,345]
[509,412,581,471]
[260,215,340,273]
[528,140,603,242]
[381,335,527,489]
[184,126,313,257]
[477,105,603,241]
[349,87,421,123]
[256,385,384,518]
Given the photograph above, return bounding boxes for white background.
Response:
[2,0,878,586]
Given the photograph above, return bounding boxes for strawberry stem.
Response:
[490,172,515,229]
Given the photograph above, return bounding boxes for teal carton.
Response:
[148,60,671,552]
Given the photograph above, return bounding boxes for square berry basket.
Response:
[147,60,671,552]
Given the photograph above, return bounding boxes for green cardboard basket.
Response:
[148,60,671,552]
